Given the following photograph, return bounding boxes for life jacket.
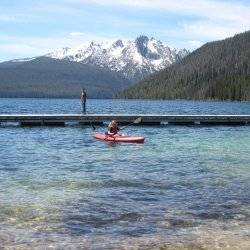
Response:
[109,126,119,134]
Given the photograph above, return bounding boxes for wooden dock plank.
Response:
[0,114,249,126]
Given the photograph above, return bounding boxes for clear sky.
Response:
[0,0,249,61]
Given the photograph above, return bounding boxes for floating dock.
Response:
[0,114,250,126]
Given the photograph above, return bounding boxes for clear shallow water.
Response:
[0,98,250,249]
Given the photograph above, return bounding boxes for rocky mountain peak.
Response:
[45,35,189,81]
[113,40,124,48]
[135,35,150,57]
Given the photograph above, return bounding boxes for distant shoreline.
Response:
[0,96,248,102]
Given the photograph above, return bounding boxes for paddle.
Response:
[91,122,96,131]
[119,117,142,130]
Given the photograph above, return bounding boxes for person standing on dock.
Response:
[80,88,87,113]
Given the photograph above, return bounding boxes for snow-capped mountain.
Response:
[46,35,189,81]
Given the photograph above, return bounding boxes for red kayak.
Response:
[93,133,145,143]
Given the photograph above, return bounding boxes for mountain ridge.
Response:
[0,35,189,98]
[15,35,189,82]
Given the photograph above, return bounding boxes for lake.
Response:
[0,98,250,249]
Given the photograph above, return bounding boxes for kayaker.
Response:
[106,120,120,135]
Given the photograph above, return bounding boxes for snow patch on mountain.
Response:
[10,57,36,63]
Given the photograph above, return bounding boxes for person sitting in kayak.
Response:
[106,120,120,135]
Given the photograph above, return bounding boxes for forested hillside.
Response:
[118,31,250,101]
[0,57,131,98]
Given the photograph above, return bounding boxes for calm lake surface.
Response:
[0,98,250,249]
